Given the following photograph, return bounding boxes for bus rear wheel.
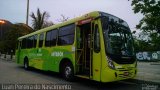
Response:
[62,62,74,81]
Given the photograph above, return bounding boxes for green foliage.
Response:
[133,37,152,52]
[0,41,6,53]
[0,24,33,54]
[57,14,69,22]
[131,0,160,32]
[133,31,160,52]
[131,0,160,51]
[30,8,54,30]
[149,33,160,50]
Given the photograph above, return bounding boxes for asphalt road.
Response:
[136,61,160,83]
[0,59,160,90]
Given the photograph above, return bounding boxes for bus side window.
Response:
[26,35,37,48]
[45,29,57,47]
[50,29,57,46]
[39,33,44,47]
[33,35,37,48]
[22,38,27,49]
[45,30,52,47]
[58,24,75,45]
[27,36,33,48]
[94,24,100,53]
[27,37,32,48]
[16,41,20,49]
[19,41,22,49]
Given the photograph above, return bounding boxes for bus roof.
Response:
[18,11,122,40]
[18,11,101,40]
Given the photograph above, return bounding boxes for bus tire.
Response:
[24,58,29,70]
[62,62,74,81]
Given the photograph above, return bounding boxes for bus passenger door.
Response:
[92,20,102,81]
[76,20,93,77]
[76,19,102,81]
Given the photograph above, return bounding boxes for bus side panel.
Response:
[40,48,50,70]
[92,51,101,81]
[18,49,29,65]
[15,50,20,64]
[16,41,21,64]
[28,48,41,69]
[41,45,75,72]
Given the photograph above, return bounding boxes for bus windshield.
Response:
[101,16,134,57]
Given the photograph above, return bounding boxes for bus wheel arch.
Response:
[59,58,74,81]
[24,56,29,70]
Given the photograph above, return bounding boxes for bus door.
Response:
[92,20,102,81]
[76,18,102,80]
[76,18,93,77]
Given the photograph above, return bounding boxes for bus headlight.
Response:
[107,57,115,69]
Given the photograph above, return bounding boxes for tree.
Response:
[131,0,160,51]
[131,0,160,33]
[43,21,54,27]
[30,8,54,30]
[132,31,153,52]
[0,23,33,54]
[57,14,69,22]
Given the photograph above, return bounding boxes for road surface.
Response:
[0,59,159,90]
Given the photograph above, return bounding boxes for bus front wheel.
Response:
[62,62,74,81]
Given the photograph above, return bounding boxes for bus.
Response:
[16,11,137,82]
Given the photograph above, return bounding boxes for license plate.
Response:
[124,72,129,76]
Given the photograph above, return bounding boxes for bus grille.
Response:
[116,68,134,78]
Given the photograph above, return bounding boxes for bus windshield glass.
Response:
[101,15,134,57]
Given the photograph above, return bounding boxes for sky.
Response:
[0,0,143,31]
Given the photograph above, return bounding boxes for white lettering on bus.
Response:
[37,53,42,56]
[38,48,42,52]
[51,52,63,57]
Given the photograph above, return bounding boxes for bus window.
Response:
[39,33,44,47]
[27,37,32,48]
[45,29,57,47]
[17,41,21,49]
[45,30,52,47]
[33,35,37,48]
[58,24,75,45]
[50,29,57,46]
[94,24,100,53]
[21,38,27,49]
[26,35,37,48]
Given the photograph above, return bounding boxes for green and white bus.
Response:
[16,11,137,82]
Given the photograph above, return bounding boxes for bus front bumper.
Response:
[101,67,137,82]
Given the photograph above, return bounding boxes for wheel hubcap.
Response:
[24,62,27,68]
[65,66,71,78]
